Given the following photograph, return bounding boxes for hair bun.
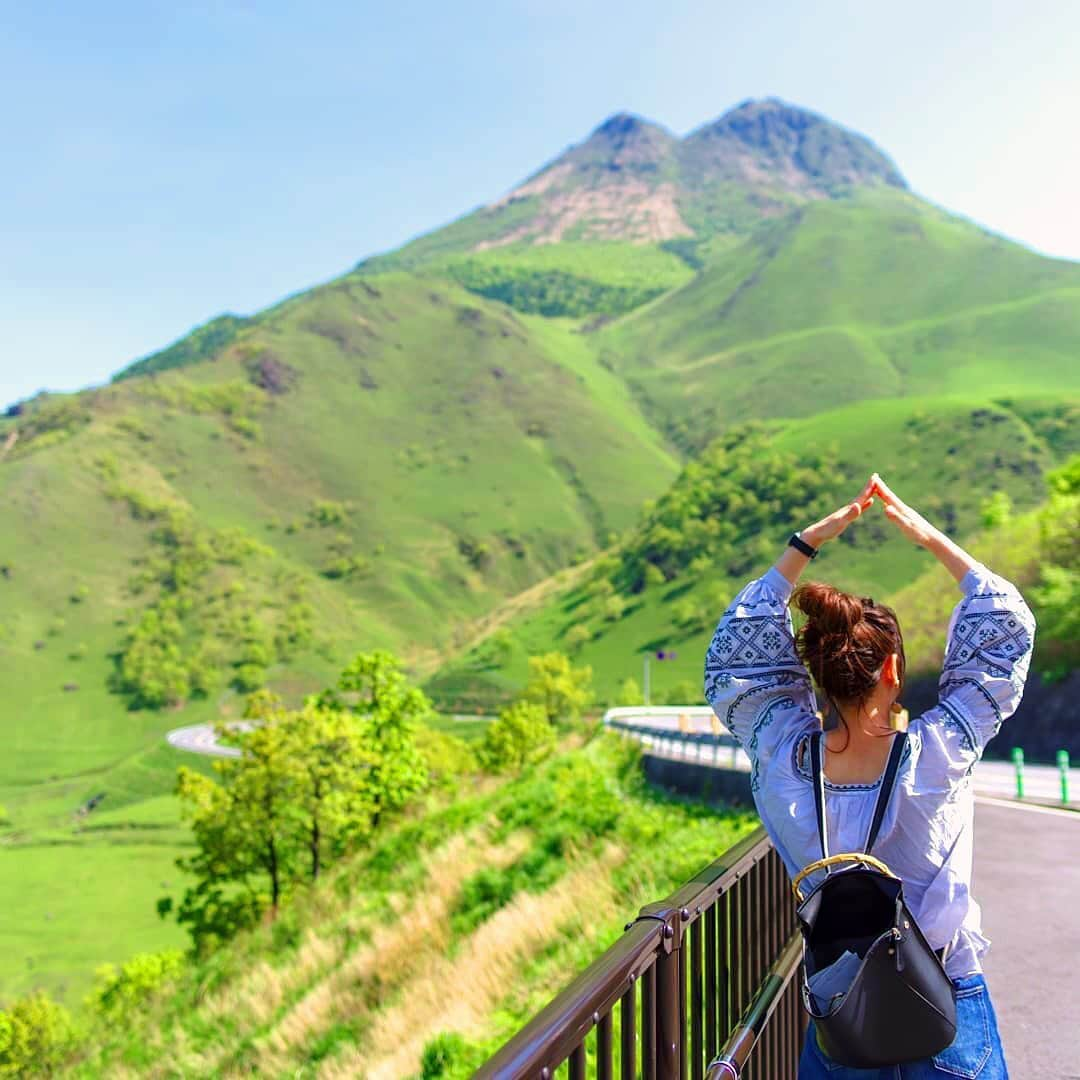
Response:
[793,581,862,634]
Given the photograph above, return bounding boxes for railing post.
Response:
[656,944,681,1079]
[634,902,684,1080]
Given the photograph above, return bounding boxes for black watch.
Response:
[788,531,819,559]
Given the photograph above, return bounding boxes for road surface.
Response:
[166,722,249,758]
[975,798,1080,1079]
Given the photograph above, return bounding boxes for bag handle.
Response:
[791,852,899,901]
[810,729,908,861]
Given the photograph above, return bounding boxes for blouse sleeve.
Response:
[924,563,1036,763]
[703,567,817,782]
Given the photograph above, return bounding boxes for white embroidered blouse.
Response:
[703,562,1036,978]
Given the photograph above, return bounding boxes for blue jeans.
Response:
[798,973,1008,1079]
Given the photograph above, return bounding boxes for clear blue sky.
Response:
[3,1,1078,408]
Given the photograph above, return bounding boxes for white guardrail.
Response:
[602,707,1079,808]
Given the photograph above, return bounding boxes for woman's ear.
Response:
[884,652,901,689]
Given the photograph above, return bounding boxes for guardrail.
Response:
[476,728,805,1078]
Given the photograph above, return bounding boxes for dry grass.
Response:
[323,842,627,1079]
[231,828,534,1076]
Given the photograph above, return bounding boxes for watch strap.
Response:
[788,531,818,559]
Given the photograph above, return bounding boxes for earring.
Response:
[888,701,909,732]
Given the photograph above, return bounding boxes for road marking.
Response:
[975,795,1080,820]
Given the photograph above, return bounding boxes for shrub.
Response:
[88,949,184,1020]
[0,991,75,1075]
[421,1032,472,1078]
[616,677,644,706]
[479,702,555,772]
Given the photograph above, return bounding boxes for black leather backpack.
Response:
[792,731,957,1068]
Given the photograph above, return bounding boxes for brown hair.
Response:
[792,581,906,750]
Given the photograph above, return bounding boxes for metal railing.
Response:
[475,825,805,1079]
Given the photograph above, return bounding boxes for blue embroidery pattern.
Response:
[943,606,1033,680]
[937,698,978,755]
[705,614,800,671]
[749,695,796,792]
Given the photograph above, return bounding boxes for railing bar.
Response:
[678,938,687,1080]
[621,985,636,1080]
[766,853,777,970]
[718,890,730,1042]
[757,858,767,993]
[598,1010,613,1080]
[644,962,656,1080]
[690,915,703,1080]
[779,981,788,1073]
[769,1000,778,1078]
[738,872,751,1021]
[704,901,717,1061]
[789,979,798,1072]
[749,860,759,1002]
[569,1043,586,1080]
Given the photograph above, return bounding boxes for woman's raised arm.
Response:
[871,474,979,584]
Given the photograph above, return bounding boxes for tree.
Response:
[616,677,644,707]
[88,950,184,1021]
[564,624,591,654]
[980,491,1012,530]
[284,701,377,879]
[522,652,593,725]
[0,991,74,1075]
[176,714,302,919]
[170,651,431,952]
[479,702,555,772]
[336,650,430,828]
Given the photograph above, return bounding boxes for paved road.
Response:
[975,797,1080,1079]
[165,722,249,758]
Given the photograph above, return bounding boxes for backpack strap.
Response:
[810,729,908,861]
[809,731,829,860]
[864,731,908,853]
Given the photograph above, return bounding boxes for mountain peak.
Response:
[683,97,907,191]
[386,98,910,261]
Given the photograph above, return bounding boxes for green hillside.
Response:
[596,192,1080,449]
[429,405,1079,710]
[3,95,1080,1009]
[0,274,679,1004]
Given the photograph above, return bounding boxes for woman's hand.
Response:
[801,476,876,548]
[870,474,940,548]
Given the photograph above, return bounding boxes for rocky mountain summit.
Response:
[373,98,910,265]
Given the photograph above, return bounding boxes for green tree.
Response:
[479,702,555,772]
[522,652,593,725]
[564,624,591,654]
[174,714,304,952]
[284,702,377,879]
[335,650,430,828]
[88,950,184,1021]
[616,677,644,707]
[661,680,701,706]
[0,991,74,1076]
[980,491,1012,529]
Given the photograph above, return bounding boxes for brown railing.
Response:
[475,826,805,1080]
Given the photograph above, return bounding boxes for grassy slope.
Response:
[0,273,680,1003]
[598,192,1080,448]
[69,734,756,1078]
[429,395,1078,707]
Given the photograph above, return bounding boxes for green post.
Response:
[1011,747,1025,799]
[1058,750,1070,806]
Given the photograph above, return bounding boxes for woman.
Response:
[703,474,1035,1078]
